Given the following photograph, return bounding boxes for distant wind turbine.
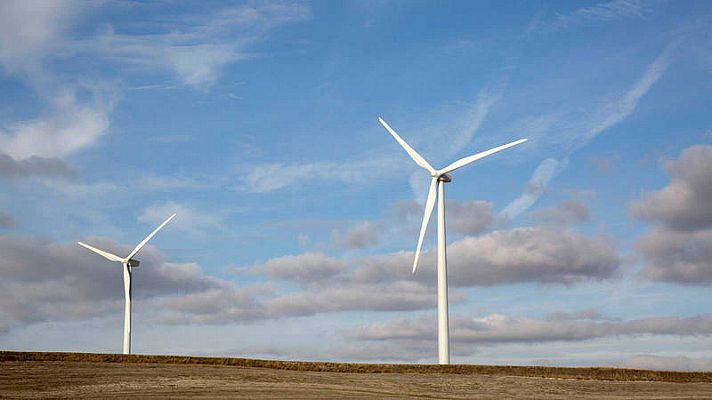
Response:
[77,214,176,355]
[379,117,527,364]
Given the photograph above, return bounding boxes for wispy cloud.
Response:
[89,2,310,88]
[138,201,224,234]
[524,0,654,36]
[0,2,310,186]
[39,173,217,199]
[449,90,500,154]
[135,175,209,191]
[554,0,653,29]
[238,157,399,193]
[38,179,121,198]
[241,89,502,195]
[500,158,563,220]
[500,49,671,219]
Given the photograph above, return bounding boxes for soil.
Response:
[2,352,711,399]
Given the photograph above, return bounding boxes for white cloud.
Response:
[631,145,712,285]
[0,217,622,330]
[0,90,115,160]
[0,154,75,179]
[531,200,590,225]
[331,221,381,249]
[346,312,712,345]
[252,224,620,292]
[636,228,712,285]
[446,200,495,235]
[250,252,347,284]
[0,0,81,76]
[351,227,620,287]
[630,145,712,231]
[158,283,269,325]
[262,281,447,317]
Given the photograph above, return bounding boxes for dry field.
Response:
[2,352,712,399]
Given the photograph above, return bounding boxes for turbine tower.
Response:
[77,214,176,354]
[379,117,527,364]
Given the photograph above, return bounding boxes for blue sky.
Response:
[1,0,712,370]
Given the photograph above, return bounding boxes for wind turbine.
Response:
[378,117,527,364]
[77,214,176,355]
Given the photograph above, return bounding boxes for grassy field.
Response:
[2,351,712,399]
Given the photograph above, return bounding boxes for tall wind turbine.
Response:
[77,214,176,355]
[379,117,527,364]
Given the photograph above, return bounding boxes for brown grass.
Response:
[2,351,710,383]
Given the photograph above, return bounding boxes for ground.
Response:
[1,352,711,399]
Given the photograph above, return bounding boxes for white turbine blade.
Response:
[412,177,438,274]
[439,138,528,175]
[378,117,435,174]
[77,242,123,262]
[124,213,176,261]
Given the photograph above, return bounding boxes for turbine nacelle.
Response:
[435,173,452,182]
[127,259,140,268]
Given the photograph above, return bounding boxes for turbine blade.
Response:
[378,117,435,174]
[125,213,176,261]
[77,242,123,262]
[440,138,528,175]
[412,177,438,274]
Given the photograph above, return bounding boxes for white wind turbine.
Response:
[379,117,527,365]
[77,214,176,355]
